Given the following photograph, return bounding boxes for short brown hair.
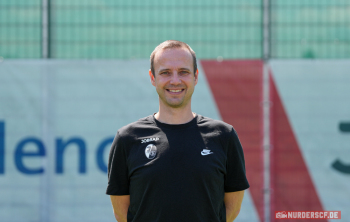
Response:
[150,40,197,76]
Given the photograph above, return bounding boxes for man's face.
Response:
[149,47,198,109]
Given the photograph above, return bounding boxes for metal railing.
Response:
[0,0,349,59]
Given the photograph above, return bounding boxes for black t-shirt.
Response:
[106,114,249,222]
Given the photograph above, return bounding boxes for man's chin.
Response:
[158,96,189,108]
[164,99,185,108]
[166,103,184,108]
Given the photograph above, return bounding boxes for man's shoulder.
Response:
[197,115,234,134]
[117,115,155,138]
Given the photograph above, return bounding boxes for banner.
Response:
[1,59,349,221]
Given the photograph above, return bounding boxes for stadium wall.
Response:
[0,60,349,222]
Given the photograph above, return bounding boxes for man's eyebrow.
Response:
[158,68,191,73]
[179,68,191,71]
[158,69,171,73]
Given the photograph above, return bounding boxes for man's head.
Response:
[150,40,197,77]
[149,40,199,109]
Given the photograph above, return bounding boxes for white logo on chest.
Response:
[145,144,157,159]
[141,137,159,143]
[201,149,213,156]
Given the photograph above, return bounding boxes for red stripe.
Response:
[201,60,264,222]
[201,60,325,222]
[270,73,326,221]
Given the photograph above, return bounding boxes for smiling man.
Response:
[106,40,249,222]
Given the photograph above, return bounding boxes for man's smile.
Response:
[166,89,185,94]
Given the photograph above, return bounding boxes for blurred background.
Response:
[0,0,349,222]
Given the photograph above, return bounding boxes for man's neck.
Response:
[155,104,195,125]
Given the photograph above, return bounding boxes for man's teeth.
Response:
[169,89,182,92]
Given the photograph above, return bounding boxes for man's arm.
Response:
[110,195,130,222]
[224,190,245,222]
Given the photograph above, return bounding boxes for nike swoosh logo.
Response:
[201,151,213,156]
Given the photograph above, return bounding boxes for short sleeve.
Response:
[224,128,250,192]
[106,131,130,195]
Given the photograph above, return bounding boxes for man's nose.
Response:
[170,72,181,85]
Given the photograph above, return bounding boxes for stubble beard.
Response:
[158,88,193,109]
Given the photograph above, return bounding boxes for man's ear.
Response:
[194,69,199,86]
[149,69,156,86]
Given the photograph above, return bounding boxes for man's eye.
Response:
[180,71,189,74]
[161,72,169,75]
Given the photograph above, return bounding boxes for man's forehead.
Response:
[156,47,191,59]
[154,47,193,68]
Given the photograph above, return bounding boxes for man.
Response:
[106,40,249,222]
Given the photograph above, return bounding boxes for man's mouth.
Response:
[166,89,185,94]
